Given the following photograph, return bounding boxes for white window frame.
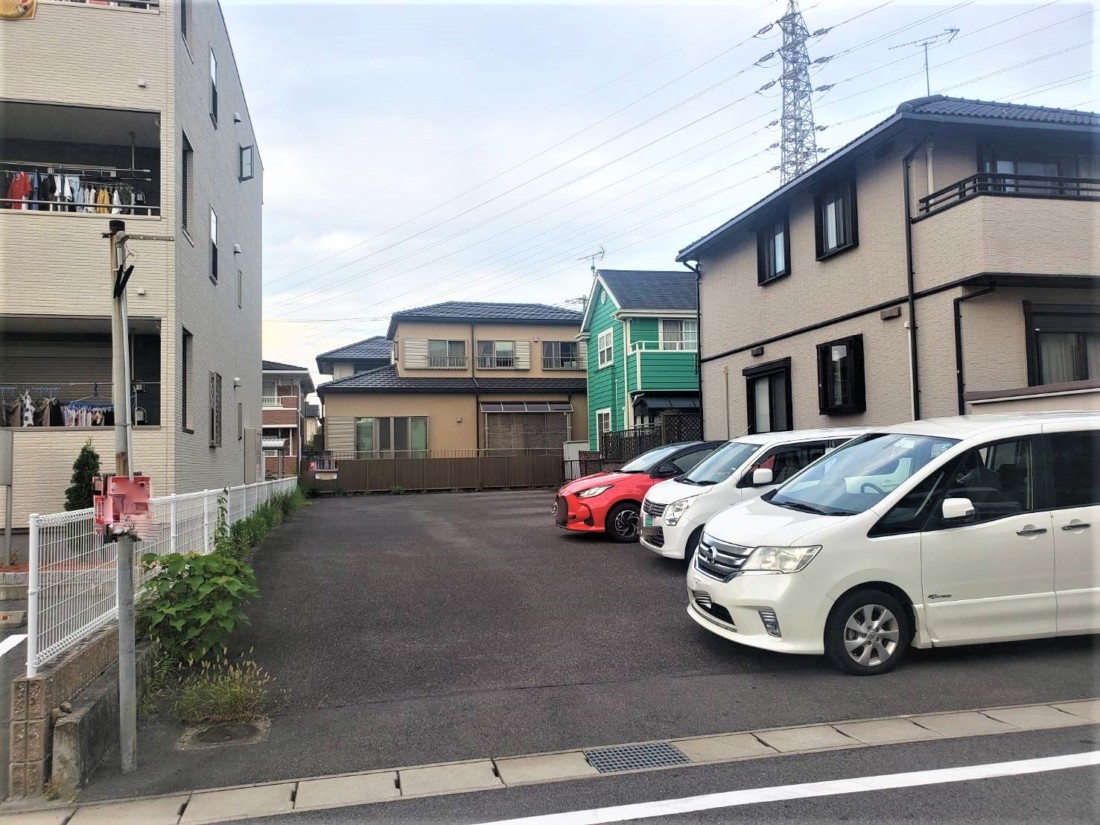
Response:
[476,339,515,369]
[597,329,614,368]
[659,319,698,352]
[428,339,467,369]
[596,408,612,450]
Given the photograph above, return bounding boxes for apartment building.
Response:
[262,360,315,478]
[676,96,1099,437]
[0,0,263,524]
[318,302,588,454]
[579,269,700,451]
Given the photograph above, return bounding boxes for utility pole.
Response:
[778,0,818,183]
[890,29,960,97]
[104,219,172,774]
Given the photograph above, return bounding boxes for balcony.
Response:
[631,340,698,353]
[542,357,582,371]
[918,172,1100,217]
[427,356,468,370]
[45,0,160,9]
[476,356,515,370]
[262,395,301,410]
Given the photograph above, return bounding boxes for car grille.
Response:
[642,499,667,517]
[554,496,568,525]
[640,526,664,547]
[695,535,754,582]
[691,591,736,629]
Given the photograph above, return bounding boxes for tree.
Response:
[65,440,101,511]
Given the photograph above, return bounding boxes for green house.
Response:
[579,269,701,451]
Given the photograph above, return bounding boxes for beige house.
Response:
[318,302,588,454]
[676,95,1099,437]
[0,0,264,524]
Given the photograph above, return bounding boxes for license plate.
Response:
[643,513,654,527]
[640,526,660,537]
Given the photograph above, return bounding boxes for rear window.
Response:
[1048,431,1100,508]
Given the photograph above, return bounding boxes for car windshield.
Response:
[769,433,959,516]
[619,443,692,473]
[682,441,760,485]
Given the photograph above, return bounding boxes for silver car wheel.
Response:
[842,604,900,668]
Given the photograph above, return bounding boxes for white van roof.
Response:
[872,411,1100,440]
[725,426,872,448]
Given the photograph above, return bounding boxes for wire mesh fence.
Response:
[26,477,297,677]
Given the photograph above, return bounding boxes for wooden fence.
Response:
[302,454,564,493]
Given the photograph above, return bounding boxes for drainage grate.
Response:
[583,742,690,773]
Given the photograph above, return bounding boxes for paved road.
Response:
[84,491,1097,800]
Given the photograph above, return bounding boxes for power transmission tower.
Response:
[778,0,818,183]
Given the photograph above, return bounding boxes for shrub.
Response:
[390,485,405,495]
[140,552,259,663]
[64,440,100,511]
[175,654,273,724]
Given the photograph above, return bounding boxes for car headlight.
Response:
[742,545,821,574]
[577,485,612,499]
[664,496,698,526]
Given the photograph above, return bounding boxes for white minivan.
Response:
[640,428,869,560]
[688,413,1100,675]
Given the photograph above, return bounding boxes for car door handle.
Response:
[1061,522,1091,531]
[1016,526,1048,536]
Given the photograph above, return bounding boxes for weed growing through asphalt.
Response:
[175,652,274,725]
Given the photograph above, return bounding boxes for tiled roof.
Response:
[898,95,1100,127]
[676,95,1099,262]
[598,269,698,312]
[317,365,587,396]
[387,301,581,338]
[262,360,308,372]
[315,336,393,361]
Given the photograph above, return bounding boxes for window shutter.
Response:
[515,340,531,369]
[403,338,428,369]
[326,416,356,453]
[578,340,588,366]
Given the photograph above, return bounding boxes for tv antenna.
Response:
[578,246,605,274]
[890,28,960,96]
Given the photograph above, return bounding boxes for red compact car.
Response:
[554,441,721,542]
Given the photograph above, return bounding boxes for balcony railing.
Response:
[427,356,468,369]
[918,172,1100,216]
[632,340,698,353]
[262,395,301,409]
[45,0,161,9]
[476,356,516,369]
[542,357,582,370]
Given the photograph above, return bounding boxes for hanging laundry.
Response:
[5,171,31,209]
[29,170,39,210]
[95,187,110,214]
[111,188,122,214]
[20,390,34,427]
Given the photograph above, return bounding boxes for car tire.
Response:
[684,526,704,565]
[606,502,641,543]
[825,589,911,676]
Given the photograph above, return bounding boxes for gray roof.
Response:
[262,359,308,372]
[315,336,392,361]
[598,269,698,311]
[387,301,581,338]
[677,95,1100,262]
[318,365,586,396]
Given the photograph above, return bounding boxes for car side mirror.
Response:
[751,467,774,486]
[941,497,975,522]
[652,463,679,479]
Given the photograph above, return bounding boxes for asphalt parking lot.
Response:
[83,489,1098,801]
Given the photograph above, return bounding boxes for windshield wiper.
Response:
[692,479,718,486]
[774,499,828,515]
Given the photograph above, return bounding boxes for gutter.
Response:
[953,285,996,414]
[681,259,704,436]
[902,133,931,420]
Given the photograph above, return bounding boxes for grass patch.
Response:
[175,654,274,725]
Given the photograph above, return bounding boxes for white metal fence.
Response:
[26,477,297,677]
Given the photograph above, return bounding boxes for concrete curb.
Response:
[2,697,1096,825]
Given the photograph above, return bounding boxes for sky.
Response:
[218,0,1097,386]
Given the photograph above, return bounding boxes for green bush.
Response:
[139,552,259,663]
[64,440,100,512]
[175,654,273,724]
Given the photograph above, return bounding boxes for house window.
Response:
[477,340,515,369]
[814,178,858,259]
[428,339,466,369]
[757,217,790,284]
[1026,304,1100,385]
[817,335,866,415]
[596,409,612,449]
[744,358,792,434]
[543,341,579,370]
[660,319,698,351]
[355,416,428,457]
[210,49,218,126]
[209,208,218,283]
[597,329,614,368]
[208,372,222,448]
[237,269,243,308]
[239,145,254,181]
[182,328,193,431]
[181,134,193,232]
[180,0,188,38]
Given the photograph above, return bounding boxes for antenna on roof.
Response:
[890,28,960,97]
[578,246,605,275]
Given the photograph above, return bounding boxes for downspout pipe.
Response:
[953,285,996,414]
[682,260,704,435]
[902,135,930,421]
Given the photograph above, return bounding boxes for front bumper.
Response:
[686,562,826,655]
[554,493,605,533]
[640,512,694,559]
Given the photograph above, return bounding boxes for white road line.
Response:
[0,634,26,658]
[477,751,1100,825]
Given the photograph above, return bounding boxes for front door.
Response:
[920,435,1056,645]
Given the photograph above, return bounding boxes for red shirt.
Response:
[6,172,31,210]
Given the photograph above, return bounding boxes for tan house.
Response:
[676,95,1099,437]
[318,302,588,455]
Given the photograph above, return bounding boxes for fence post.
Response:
[202,491,211,554]
[169,497,177,555]
[26,513,40,678]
